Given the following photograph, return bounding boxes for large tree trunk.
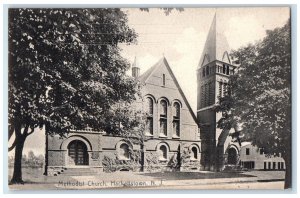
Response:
[10,135,26,184]
[283,154,291,189]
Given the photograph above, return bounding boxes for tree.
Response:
[217,19,291,188]
[8,8,139,184]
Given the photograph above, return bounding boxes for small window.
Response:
[119,143,130,160]
[191,147,198,160]
[159,145,167,160]
[206,66,209,76]
[202,68,205,77]
[264,162,267,170]
[246,148,250,155]
[260,148,264,155]
[278,162,281,170]
[162,74,166,86]
[268,162,271,169]
[273,162,276,170]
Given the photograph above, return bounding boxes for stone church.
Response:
[46,56,200,175]
[45,14,256,175]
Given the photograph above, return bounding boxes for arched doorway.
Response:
[227,147,238,165]
[68,140,89,165]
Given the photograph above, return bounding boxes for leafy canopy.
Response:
[9,8,139,136]
[217,19,291,157]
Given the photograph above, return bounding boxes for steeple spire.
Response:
[132,56,140,78]
[198,12,231,68]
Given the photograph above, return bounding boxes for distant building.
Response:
[240,143,285,170]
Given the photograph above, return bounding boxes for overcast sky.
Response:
[121,7,290,112]
[10,7,290,156]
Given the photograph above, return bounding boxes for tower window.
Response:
[202,68,205,77]
[219,82,223,99]
[223,64,226,74]
[206,66,209,76]
[226,65,230,75]
[209,82,214,105]
[201,85,204,108]
[223,83,227,96]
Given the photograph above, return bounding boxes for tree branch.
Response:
[8,125,14,140]
[27,127,35,136]
[8,137,18,152]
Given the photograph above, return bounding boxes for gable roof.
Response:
[198,13,232,68]
[139,57,198,125]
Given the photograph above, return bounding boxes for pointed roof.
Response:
[139,57,198,124]
[132,56,140,68]
[198,13,231,68]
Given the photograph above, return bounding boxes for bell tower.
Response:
[197,13,237,171]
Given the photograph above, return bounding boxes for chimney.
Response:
[132,56,140,78]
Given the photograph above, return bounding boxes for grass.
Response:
[138,171,256,180]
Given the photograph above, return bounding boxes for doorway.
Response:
[68,140,89,165]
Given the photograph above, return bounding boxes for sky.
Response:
[121,7,290,113]
[9,7,290,157]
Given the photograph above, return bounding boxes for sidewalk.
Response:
[8,170,285,190]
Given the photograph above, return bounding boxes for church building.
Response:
[45,57,200,175]
[45,13,283,176]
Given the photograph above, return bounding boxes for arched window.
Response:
[173,102,180,137]
[159,100,168,136]
[146,97,153,115]
[145,97,154,135]
[191,147,198,160]
[159,145,167,160]
[119,143,130,160]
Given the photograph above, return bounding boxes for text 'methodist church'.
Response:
[45,14,284,175]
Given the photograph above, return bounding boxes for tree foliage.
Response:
[217,19,291,188]
[8,8,139,183]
